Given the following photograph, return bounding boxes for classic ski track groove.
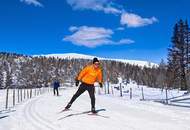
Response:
[23,96,58,130]
[24,98,45,130]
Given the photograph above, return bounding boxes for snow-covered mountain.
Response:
[37,53,158,67]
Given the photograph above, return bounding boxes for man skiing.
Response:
[53,79,60,96]
[64,57,103,113]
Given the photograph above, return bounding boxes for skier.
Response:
[64,57,103,113]
[53,79,60,96]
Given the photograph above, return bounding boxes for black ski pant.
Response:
[53,88,59,96]
[68,83,95,109]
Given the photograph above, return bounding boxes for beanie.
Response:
[93,57,99,64]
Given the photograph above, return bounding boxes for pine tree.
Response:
[167,19,190,90]
[184,20,190,90]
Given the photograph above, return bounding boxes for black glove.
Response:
[99,83,103,88]
[75,80,79,86]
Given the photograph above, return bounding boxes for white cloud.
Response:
[116,27,125,31]
[66,0,122,14]
[69,26,78,32]
[63,26,114,48]
[120,12,158,27]
[118,39,134,44]
[103,6,122,14]
[66,0,158,28]
[20,0,43,7]
[63,26,134,48]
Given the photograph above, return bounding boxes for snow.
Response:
[35,53,158,67]
[43,53,96,60]
[1,84,190,130]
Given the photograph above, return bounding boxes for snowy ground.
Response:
[1,86,190,130]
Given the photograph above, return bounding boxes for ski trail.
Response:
[2,88,190,130]
[23,95,60,130]
[24,98,45,130]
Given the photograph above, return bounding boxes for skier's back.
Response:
[53,80,60,96]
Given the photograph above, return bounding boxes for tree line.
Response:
[0,52,161,89]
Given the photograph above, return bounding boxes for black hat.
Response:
[93,57,99,64]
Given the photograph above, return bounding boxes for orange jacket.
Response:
[77,65,103,85]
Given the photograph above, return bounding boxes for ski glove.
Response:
[75,80,79,86]
[99,83,103,88]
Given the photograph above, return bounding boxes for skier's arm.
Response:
[97,70,103,88]
[77,66,89,81]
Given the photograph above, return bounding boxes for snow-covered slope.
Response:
[1,87,190,130]
[37,53,158,67]
[45,53,95,60]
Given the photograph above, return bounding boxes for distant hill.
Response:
[37,53,158,67]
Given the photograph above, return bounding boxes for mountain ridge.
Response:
[35,53,158,67]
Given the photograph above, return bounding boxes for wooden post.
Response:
[37,88,39,95]
[30,89,32,98]
[27,89,29,99]
[130,88,132,99]
[165,88,168,104]
[40,88,41,95]
[5,88,9,109]
[18,88,20,103]
[104,83,106,94]
[24,88,26,100]
[20,89,22,102]
[35,88,37,96]
[13,88,15,106]
[120,83,122,97]
[107,81,110,94]
[38,88,39,95]
[141,87,144,100]
[118,77,123,97]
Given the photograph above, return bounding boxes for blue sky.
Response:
[0,0,189,63]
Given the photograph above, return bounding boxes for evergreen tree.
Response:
[167,19,190,90]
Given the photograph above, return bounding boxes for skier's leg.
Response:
[53,88,56,95]
[87,86,95,111]
[65,84,86,109]
[56,88,59,96]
